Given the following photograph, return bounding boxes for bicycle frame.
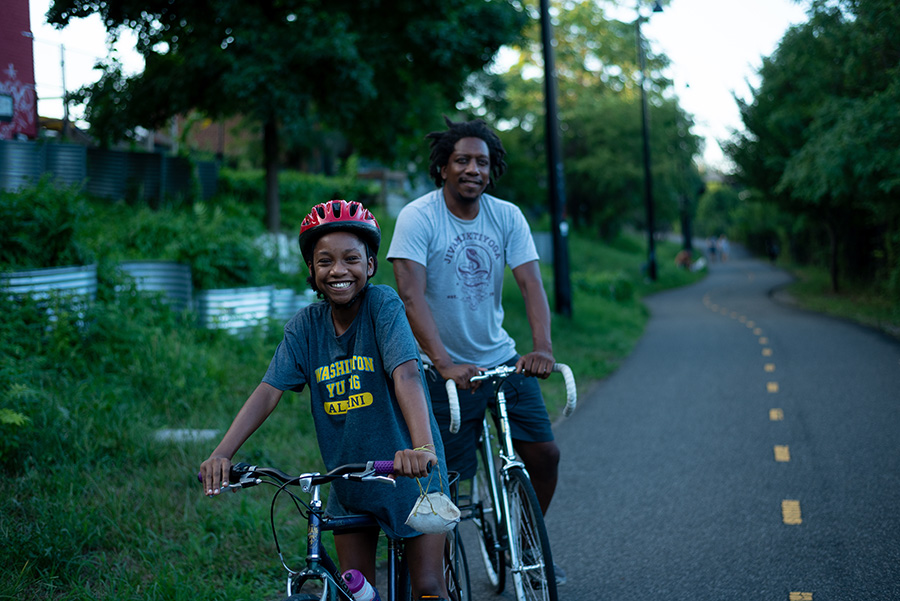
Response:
[449,363,576,601]
[477,374,532,588]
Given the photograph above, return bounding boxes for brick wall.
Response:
[0,0,38,140]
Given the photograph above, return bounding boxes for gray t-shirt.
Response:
[262,284,446,538]
[387,190,540,367]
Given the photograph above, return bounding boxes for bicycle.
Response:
[206,460,471,601]
[446,363,577,601]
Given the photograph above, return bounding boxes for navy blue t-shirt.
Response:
[262,284,447,538]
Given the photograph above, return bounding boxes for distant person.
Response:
[718,235,730,262]
[675,249,693,270]
[387,117,566,585]
[707,236,718,263]
[766,237,780,264]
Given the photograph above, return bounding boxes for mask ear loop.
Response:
[411,457,444,515]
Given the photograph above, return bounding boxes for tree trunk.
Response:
[827,219,840,293]
[264,118,281,233]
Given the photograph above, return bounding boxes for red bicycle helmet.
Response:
[298,200,381,263]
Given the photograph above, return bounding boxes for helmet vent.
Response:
[331,201,342,217]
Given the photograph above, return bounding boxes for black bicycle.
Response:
[447,363,577,601]
[208,461,470,601]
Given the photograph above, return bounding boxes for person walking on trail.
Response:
[201,200,450,601]
[387,117,566,585]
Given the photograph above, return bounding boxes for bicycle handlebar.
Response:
[445,362,577,433]
[198,460,398,491]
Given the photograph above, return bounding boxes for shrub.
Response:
[0,177,93,269]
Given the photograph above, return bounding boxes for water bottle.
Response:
[342,569,381,601]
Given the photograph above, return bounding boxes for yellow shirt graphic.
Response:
[324,392,374,415]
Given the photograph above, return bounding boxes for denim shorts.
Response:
[425,356,554,480]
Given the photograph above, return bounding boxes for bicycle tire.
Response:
[445,526,471,601]
[473,453,505,592]
[285,595,320,601]
[506,467,557,601]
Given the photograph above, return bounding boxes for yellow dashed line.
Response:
[789,593,813,601]
[759,336,769,345]
[770,408,784,421]
[753,327,763,335]
[739,316,747,323]
[782,500,802,524]
[763,348,773,357]
[730,312,738,318]
[711,303,719,311]
[767,382,779,393]
[765,363,776,372]
[774,445,791,462]
[747,320,756,328]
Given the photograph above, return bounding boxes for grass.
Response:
[0,206,701,600]
[780,264,900,339]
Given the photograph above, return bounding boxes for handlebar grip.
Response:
[372,460,395,475]
[445,378,461,434]
[552,363,577,417]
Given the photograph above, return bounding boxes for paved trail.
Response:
[462,250,900,601]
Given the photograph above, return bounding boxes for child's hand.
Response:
[393,447,437,478]
[200,455,233,496]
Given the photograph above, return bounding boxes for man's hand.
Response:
[436,362,487,391]
[516,350,555,379]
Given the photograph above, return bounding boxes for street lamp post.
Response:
[539,0,573,316]
[636,1,662,281]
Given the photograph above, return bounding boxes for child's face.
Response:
[310,231,374,305]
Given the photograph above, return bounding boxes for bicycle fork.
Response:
[487,389,536,581]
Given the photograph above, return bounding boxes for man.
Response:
[388,117,565,584]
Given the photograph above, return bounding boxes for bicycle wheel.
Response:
[506,467,557,601]
[473,452,505,592]
[444,527,471,601]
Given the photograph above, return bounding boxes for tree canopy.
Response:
[467,0,702,241]
[726,0,900,294]
[48,0,525,230]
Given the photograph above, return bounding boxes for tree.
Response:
[48,0,525,231]
[477,0,700,241]
[727,0,900,294]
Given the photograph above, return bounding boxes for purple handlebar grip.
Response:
[197,471,203,482]
[372,460,395,475]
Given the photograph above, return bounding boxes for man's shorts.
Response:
[425,356,554,480]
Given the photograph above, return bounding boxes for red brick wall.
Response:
[0,0,38,139]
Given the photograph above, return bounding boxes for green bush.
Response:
[0,177,93,269]
[218,168,379,230]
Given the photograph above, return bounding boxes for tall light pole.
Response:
[539,0,573,316]
[636,1,662,281]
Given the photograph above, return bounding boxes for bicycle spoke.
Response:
[506,468,557,601]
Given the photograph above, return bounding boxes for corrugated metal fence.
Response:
[1,261,312,336]
[0,140,217,201]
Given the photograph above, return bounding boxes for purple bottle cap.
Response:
[342,569,365,593]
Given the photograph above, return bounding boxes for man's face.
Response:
[309,231,374,305]
[441,137,490,203]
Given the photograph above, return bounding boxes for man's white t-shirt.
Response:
[387,189,539,367]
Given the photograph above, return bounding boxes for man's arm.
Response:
[392,258,484,389]
[511,260,555,378]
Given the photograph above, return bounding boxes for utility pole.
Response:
[637,2,662,281]
[539,0,573,316]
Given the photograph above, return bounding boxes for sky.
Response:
[28,0,810,171]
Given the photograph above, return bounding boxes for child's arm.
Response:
[200,382,283,496]
[391,359,439,478]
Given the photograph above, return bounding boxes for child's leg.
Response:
[405,532,449,599]
[334,527,381,585]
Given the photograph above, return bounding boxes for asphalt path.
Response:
[460,248,900,601]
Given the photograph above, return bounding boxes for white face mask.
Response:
[405,491,461,534]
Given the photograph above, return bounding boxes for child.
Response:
[200,200,450,600]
